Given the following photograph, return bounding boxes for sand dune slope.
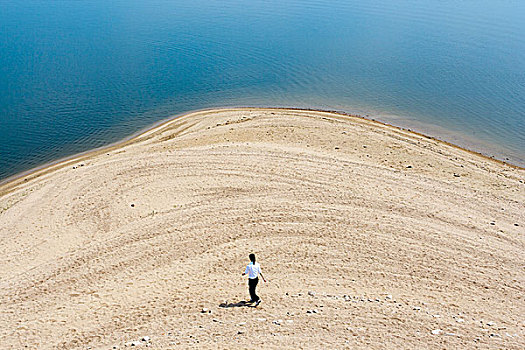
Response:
[0,108,524,349]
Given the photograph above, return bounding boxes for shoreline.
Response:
[1,106,523,195]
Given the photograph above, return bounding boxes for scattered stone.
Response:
[212,318,219,322]
[454,173,460,177]
[201,308,211,313]
[406,165,412,168]
[237,322,246,326]
[386,295,393,300]
[130,204,135,207]
[489,333,501,338]
[431,329,443,335]
[514,223,519,226]
[126,341,141,347]
[413,306,421,311]
[237,330,244,335]
[272,320,282,325]
[432,314,441,318]
[142,336,150,343]
[487,321,495,326]
[456,318,465,323]
[490,222,495,225]
[335,147,340,150]
[308,291,316,297]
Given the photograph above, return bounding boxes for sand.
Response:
[0,108,523,349]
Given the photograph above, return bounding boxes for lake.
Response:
[1,0,524,180]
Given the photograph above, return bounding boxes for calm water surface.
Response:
[1,0,524,180]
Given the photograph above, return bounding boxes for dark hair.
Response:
[249,253,256,263]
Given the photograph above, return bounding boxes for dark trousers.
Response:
[248,277,259,302]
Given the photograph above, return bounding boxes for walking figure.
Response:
[242,253,266,306]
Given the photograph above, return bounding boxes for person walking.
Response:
[242,253,266,306]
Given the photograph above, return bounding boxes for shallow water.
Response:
[1,0,524,180]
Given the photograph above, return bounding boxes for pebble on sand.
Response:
[125,341,141,347]
[431,329,443,335]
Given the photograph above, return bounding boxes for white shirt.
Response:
[244,262,262,279]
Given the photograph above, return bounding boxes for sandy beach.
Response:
[0,108,523,349]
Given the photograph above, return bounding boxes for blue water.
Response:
[1,0,524,180]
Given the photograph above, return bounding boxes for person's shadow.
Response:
[219,300,256,308]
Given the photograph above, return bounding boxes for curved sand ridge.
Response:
[0,108,524,349]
